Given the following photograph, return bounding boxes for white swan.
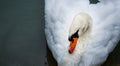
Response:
[45,0,120,66]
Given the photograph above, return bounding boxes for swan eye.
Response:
[68,30,79,41]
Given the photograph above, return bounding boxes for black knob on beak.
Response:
[68,37,73,41]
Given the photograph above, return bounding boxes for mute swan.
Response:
[45,0,120,66]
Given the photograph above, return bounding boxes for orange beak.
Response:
[69,37,78,53]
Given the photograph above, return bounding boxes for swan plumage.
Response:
[45,0,120,66]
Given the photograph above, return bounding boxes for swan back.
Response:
[45,0,120,66]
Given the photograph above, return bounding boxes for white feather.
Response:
[45,0,120,66]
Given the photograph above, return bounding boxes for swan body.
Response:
[45,0,120,66]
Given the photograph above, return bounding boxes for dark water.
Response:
[0,0,47,66]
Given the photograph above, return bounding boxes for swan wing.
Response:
[45,0,120,65]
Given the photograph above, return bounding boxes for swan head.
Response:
[68,12,92,54]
